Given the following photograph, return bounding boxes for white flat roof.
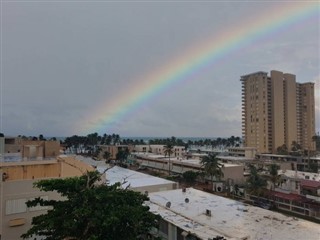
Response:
[217,156,255,161]
[279,170,320,181]
[97,166,175,189]
[147,188,320,240]
[137,153,242,168]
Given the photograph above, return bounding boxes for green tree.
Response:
[163,143,174,175]
[103,151,111,163]
[200,154,224,188]
[268,164,280,190]
[308,162,319,173]
[312,134,320,151]
[21,171,160,240]
[246,165,267,196]
[182,170,199,186]
[276,144,288,155]
[116,148,129,165]
[290,141,302,156]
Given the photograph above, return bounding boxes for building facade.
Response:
[0,156,94,239]
[241,70,315,154]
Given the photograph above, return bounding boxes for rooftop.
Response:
[279,170,320,181]
[147,188,320,240]
[97,165,176,189]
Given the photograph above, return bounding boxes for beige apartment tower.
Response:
[241,70,315,154]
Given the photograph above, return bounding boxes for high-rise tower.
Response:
[241,70,315,154]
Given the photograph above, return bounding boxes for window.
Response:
[6,198,27,215]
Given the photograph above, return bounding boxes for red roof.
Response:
[268,190,303,201]
[300,179,320,189]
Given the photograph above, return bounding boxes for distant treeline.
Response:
[13,133,242,147]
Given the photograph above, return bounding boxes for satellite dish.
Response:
[166,201,171,208]
[185,198,189,203]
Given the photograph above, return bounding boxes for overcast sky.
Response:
[2,1,320,138]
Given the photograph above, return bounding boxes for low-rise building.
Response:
[97,165,178,193]
[227,147,257,158]
[0,156,94,239]
[134,145,186,158]
[134,153,245,185]
[257,153,320,172]
[257,170,320,220]
[147,188,320,240]
[98,144,133,160]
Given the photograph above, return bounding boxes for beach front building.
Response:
[257,153,320,172]
[134,153,245,186]
[98,144,134,160]
[134,145,186,159]
[98,165,178,193]
[0,156,94,239]
[265,170,320,219]
[241,70,316,154]
[3,136,60,161]
[147,188,320,240]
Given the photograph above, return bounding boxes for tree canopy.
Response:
[200,154,224,184]
[246,165,267,196]
[21,171,160,240]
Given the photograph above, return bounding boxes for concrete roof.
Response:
[217,156,255,161]
[97,165,175,189]
[147,188,320,240]
[136,153,242,168]
[279,170,320,181]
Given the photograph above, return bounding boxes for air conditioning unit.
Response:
[215,183,223,192]
[206,209,211,217]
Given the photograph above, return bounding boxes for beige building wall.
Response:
[4,137,22,153]
[99,145,133,160]
[0,157,94,239]
[298,83,316,151]
[283,73,297,150]
[270,70,285,153]
[241,72,270,153]
[0,179,61,240]
[0,136,4,158]
[21,140,60,160]
[241,70,315,154]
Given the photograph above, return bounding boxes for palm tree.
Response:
[200,154,224,189]
[268,164,280,190]
[103,151,111,163]
[246,164,267,197]
[164,143,174,175]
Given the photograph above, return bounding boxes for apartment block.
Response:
[241,70,315,154]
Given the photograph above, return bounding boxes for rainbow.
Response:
[78,2,319,134]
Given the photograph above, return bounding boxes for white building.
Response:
[147,188,320,240]
[134,145,186,158]
[97,166,178,193]
[134,153,245,185]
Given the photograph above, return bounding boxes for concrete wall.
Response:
[137,157,245,184]
[21,140,60,159]
[283,74,297,150]
[4,137,22,154]
[0,137,4,158]
[0,157,94,239]
[271,70,285,153]
[0,179,62,240]
[299,83,316,151]
[133,182,178,194]
[1,160,61,181]
[59,156,95,177]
